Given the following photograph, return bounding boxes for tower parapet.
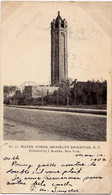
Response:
[51,11,68,86]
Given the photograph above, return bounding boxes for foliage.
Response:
[3,80,107,106]
[70,80,107,105]
[44,79,107,106]
[4,86,17,95]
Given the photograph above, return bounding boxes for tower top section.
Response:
[51,11,67,30]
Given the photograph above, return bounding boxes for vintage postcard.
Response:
[0,1,112,193]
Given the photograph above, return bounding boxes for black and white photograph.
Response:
[1,2,112,194]
[2,1,110,141]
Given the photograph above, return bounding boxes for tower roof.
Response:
[51,11,67,29]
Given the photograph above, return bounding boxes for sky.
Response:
[1,1,112,86]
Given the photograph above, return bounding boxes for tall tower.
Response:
[51,11,68,86]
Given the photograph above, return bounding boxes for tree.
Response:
[58,79,71,107]
[71,79,77,104]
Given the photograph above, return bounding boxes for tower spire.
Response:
[58,11,60,16]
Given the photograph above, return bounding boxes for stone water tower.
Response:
[51,11,68,86]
